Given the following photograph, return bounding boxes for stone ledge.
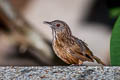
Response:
[0,66,119,80]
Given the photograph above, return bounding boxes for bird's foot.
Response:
[70,64,84,66]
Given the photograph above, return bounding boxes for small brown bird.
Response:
[44,20,105,65]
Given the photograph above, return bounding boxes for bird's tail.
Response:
[93,56,106,66]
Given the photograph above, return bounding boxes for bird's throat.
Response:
[52,29,72,44]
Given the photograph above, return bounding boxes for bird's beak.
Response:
[43,21,52,25]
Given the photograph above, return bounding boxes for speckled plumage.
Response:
[44,20,105,65]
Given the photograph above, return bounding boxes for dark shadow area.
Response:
[81,0,120,30]
[0,19,10,33]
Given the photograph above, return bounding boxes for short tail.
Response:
[93,56,106,66]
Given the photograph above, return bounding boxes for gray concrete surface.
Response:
[0,66,119,80]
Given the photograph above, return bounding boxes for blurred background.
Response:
[0,0,119,66]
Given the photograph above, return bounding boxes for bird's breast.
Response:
[53,39,78,64]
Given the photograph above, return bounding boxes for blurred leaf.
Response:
[110,16,120,65]
[109,7,120,18]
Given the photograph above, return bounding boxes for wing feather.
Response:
[69,37,94,61]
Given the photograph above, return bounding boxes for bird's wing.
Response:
[75,38,93,55]
[69,37,94,61]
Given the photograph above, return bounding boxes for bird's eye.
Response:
[56,24,60,27]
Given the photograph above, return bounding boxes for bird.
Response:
[44,20,105,65]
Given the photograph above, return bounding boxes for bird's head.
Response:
[44,20,70,32]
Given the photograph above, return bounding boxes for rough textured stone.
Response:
[0,66,118,80]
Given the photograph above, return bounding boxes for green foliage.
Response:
[110,16,120,65]
[109,8,120,18]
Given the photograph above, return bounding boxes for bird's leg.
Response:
[70,60,83,66]
[78,60,83,65]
